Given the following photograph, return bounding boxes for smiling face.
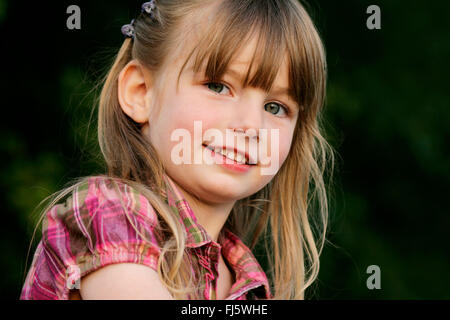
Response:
[142,36,299,205]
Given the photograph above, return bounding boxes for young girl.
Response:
[21,0,333,300]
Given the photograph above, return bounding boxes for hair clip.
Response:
[141,0,157,19]
[121,1,157,39]
[121,19,136,38]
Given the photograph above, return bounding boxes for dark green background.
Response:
[0,0,448,299]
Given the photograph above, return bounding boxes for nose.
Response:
[228,93,265,142]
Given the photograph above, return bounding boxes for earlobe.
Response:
[117,60,152,124]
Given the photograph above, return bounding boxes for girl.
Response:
[21,0,333,300]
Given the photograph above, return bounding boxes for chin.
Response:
[198,176,255,202]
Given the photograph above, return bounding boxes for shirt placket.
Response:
[197,243,220,300]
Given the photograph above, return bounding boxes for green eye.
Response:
[206,82,229,94]
[265,102,287,116]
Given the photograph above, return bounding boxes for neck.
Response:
[171,180,235,243]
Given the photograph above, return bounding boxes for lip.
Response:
[202,145,254,173]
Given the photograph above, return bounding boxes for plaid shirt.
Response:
[20,174,272,300]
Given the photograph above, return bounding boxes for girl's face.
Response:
[144,37,299,205]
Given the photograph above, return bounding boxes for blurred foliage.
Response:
[0,0,449,299]
[0,1,5,24]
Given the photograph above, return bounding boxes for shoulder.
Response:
[42,175,164,272]
[23,175,166,300]
[47,175,160,231]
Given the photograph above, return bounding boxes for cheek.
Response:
[149,94,220,160]
[167,99,221,145]
[268,125,295,166]
[166,91,218,129]
[278,132,294,164]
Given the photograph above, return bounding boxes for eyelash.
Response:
[204,81,291,117]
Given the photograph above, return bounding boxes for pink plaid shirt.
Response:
[20,174,272,300]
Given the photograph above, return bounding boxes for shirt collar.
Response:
[161,173,211,247]
[160,173,272,299]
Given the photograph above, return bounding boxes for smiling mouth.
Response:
[202,144,256,166]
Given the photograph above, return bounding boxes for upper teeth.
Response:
[212,147,247,164]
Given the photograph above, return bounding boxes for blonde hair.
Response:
[26,0,334,299]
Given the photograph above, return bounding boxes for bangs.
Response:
[176,0,327,117]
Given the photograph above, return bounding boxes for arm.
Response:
[79,263,174,300]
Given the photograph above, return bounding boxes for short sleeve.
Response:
[23,176,163,300]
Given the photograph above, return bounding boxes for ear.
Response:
[117,60,153,124]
